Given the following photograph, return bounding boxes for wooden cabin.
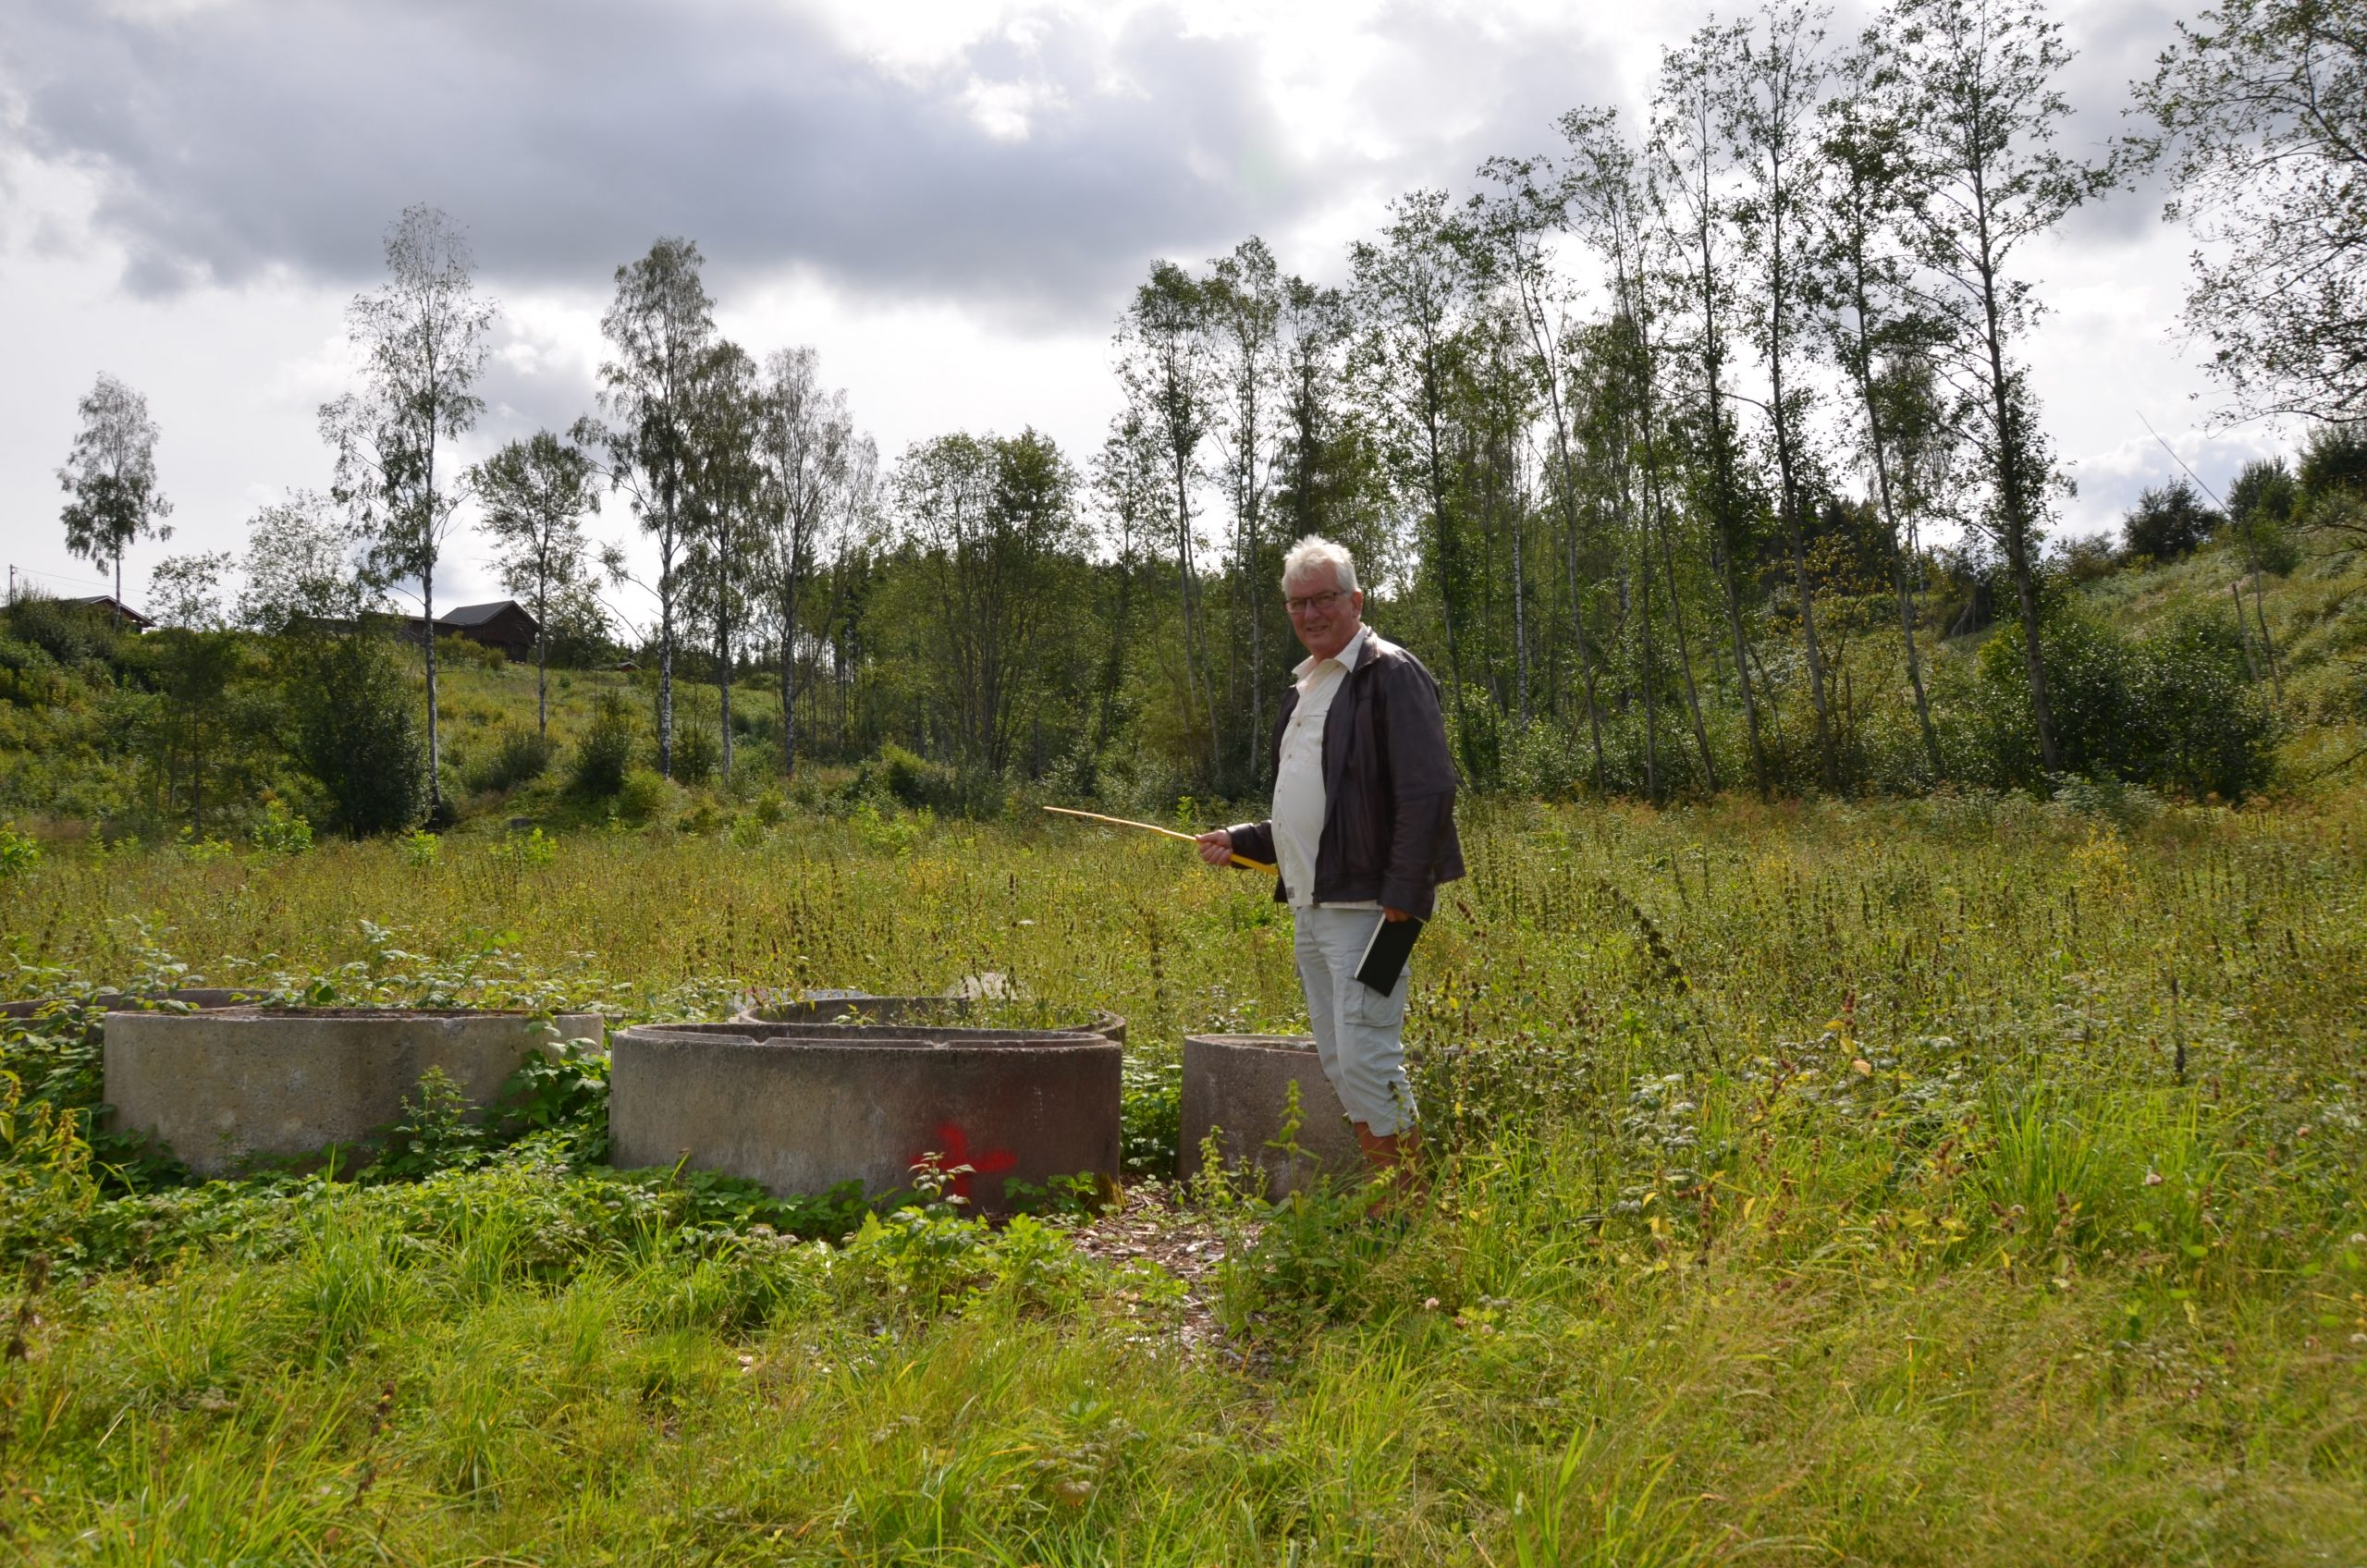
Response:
[409,600,540,661]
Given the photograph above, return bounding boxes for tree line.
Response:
[41,0,2367,834]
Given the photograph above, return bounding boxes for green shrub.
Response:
[467,728,554,794]
[2120,479,2222,563]
[570,692,637,796]
[2299,422,2367,501]
[0,822,37,878]
[1972,603,2275,800]
[2223,458,2304,576]
[249,797,314,856]
[2123,606,2278,800]
[3,597,123,673]
[669,721,719,788]
[616,766,675,825]
[433,631,509,673]
[282,631,428,837]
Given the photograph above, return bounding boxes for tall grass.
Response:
[0,790,2362,1561]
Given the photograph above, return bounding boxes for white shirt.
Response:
[1272,624,1380,911]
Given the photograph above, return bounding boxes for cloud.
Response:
[0,0,1320,322]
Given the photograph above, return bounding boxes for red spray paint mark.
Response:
[914,1121,1016,1205]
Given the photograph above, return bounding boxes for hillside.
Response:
[2,527,2362,847]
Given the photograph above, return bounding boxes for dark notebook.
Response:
[1354,913,1425,994]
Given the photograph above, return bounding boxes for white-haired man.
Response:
[1196,535,1464,1191]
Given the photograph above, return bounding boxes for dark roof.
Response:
[62,595,154,628]
[439,600,532,629]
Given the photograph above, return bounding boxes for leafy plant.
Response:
[570,690,638,796]
[0,823,37,879]
[250,796,314,856]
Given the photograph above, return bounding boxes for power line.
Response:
[6,563,117,605]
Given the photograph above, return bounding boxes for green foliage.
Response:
[353,1067,488,1183]
[2300,423,2367,501]
[282,631,428,836]
[3,596,125,673]
[1120,1055,1183,1179]
[490,1035,610,1164]
[0,822,37,878]
[2223,458,2304,575]
[466,726,555,793]
[1972,603,2275,798]
[2121,479,2223,562]
[248,796,313,856]
[668,717,719,787]
[875,741,941,808]
[487,826,558,874]
[614,766,675,825]
[2226,455,2300,531]
[570,689,637,795]
[0,800,2362,1559]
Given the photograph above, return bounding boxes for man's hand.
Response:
[1195,828,1233,866]
[1383,906,1412,923]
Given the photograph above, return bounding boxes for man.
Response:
[1196,534,1464,1189]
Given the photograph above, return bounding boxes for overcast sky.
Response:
[0,0,2288,620]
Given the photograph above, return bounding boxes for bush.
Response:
[1971,603,2275,800]
[2298,423,2367,502]
[2054,534,2121,584]
[570,692,637,796]
[2,597,124,673]
[0,822,38,878]
[669,721,719,789]
[857,743,970,814]
[283,631,428,837]
[616,766,675,825]
[2222,458,2303,576]
[2120,479,2221,563]
[250,796,314,855]
[2123,607,2278,800]
[467,727,554,794]
[433,631,509,673]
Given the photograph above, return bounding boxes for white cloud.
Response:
[0,0,2274,621]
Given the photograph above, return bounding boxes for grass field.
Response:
[1,792,2364,1563]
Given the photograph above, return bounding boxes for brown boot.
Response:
[1352,1122,1426,1216]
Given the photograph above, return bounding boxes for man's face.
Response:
[1285,565,1364,663]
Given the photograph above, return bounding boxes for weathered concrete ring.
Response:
[1177,1034,1365,1199]
[734,994,1126,1046]
[103,1007,607,1176]
[609,1021,1121,1214]
[2,987,264,1020]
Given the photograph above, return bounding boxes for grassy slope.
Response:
[2047,534,2367,779]
[2,794,2362,1562]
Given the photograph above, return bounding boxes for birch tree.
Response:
[57,374,172,627]
[1821,56,1947,779]
[472,423,601,741]
[597,237,717,778]
[754,346,858,778]
[682,341,765,783]
[320,204,494,819]
[1651,50,1774,792]
[1353,190,1481,769]
[1721,3,1844,789]
[1477,144,1612,783]
[1891,0,2119,773]
[1205,239,1286,777]
[1117,263,1220,780]
[2140,0,2367,423]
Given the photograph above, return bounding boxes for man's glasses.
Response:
[1284,588,1348,616]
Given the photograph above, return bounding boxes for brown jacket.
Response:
[1228,631,1465,919]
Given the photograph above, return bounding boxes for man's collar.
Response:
[1292,623,1374,680]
